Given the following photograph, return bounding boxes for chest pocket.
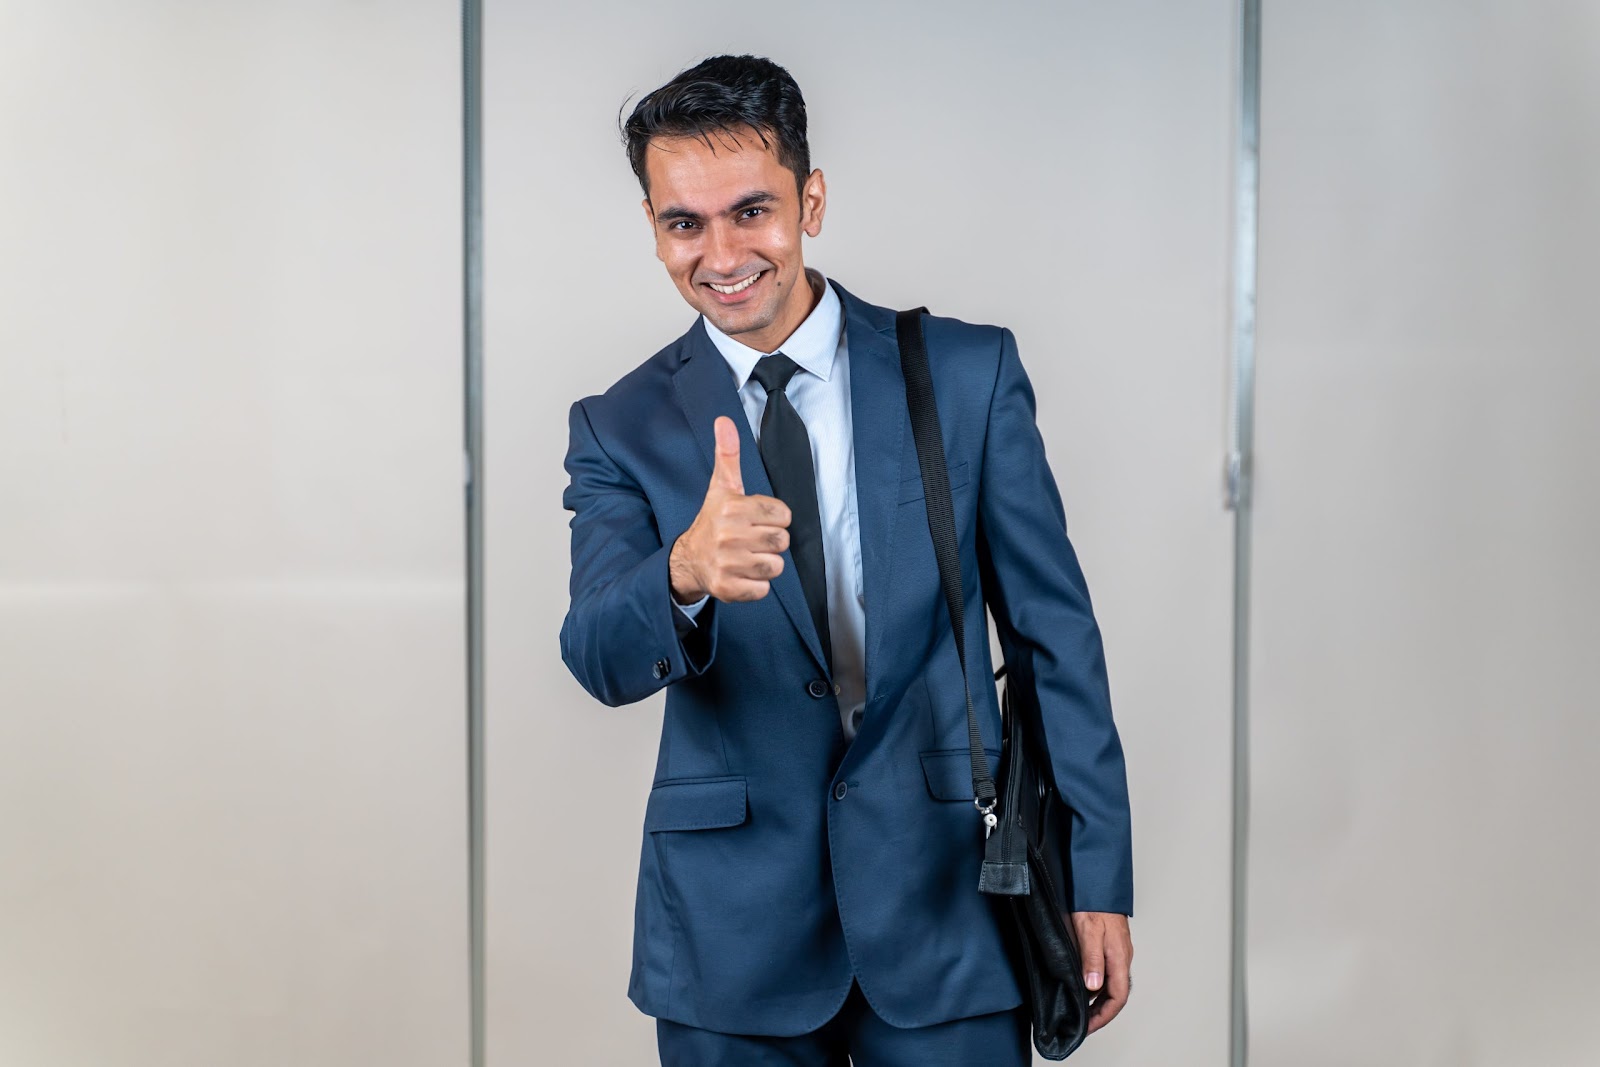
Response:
[897,460,970,505]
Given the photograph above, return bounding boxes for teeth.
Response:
[709,271,763,294]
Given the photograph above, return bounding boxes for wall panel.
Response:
[0,4,467,1065]
[1250,4,1600,1063]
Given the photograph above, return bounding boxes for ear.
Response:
[800,169,826,238]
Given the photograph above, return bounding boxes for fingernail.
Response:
[1086,972,1102,990]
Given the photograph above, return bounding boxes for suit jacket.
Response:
[559,277,1133,1036]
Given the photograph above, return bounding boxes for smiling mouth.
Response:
[706,270,765,295]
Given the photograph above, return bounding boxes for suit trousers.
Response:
[655,977,1032,1067]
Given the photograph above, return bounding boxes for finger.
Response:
[711,416,744,495]
[1085,982,1127,1035]
[1086,929,1132,1035]
[726,551,785,582]
[720,576,773,601]
[726,523,789,557]
[739,493,791,527]
[1081,953,1132,1036]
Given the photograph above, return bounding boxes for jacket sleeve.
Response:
[974,327,1134,916]
[559,398,718,706]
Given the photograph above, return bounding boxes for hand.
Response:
[1070,910,1133,1034]
[669,416,792,604]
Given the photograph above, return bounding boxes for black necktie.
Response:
[749,353,833,676]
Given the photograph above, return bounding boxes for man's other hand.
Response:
[1070,910,1133,1034]
[670,415,793,604]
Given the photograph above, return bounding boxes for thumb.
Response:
[711,415,744,495]
[1077,919,1104,992]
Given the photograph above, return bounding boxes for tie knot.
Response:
[750,352,801,395]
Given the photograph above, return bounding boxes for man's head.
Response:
[622,55,826,353]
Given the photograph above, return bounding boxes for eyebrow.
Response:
[654,190,780,226]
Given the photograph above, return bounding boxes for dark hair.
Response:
[621,55,811,199]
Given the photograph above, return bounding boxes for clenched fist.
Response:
[669,415,793,604]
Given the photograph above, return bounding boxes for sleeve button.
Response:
[653,658,669,679]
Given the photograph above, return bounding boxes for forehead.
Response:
[643,126,789,205]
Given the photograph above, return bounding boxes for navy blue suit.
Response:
[559,278,1133,1038]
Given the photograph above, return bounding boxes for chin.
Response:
[705,302,778,338]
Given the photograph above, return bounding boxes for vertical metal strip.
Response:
[461,1,486,1065]
[1225,1,1261,1066]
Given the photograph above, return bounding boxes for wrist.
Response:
[668,534,706,604]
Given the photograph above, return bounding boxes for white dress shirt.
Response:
[674,268,868,741]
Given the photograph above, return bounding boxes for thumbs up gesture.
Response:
[669,416,793,603]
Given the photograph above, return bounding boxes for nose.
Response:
[701,219,744,278]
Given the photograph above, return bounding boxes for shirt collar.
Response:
[700,267,841,388]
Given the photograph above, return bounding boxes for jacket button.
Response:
[807,679,829,698]
[652,658,669,679]
[833,781,849,801]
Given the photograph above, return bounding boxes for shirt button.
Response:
[833,781,849,801]
[833,683,841,694]
[807,679,828,698]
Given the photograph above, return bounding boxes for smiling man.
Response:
[559,54,1134,1066]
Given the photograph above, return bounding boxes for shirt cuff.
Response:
[672,592,710,634]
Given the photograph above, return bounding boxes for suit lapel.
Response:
[672,317,833,680]
[831,280,910,712]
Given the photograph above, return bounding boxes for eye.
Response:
[669,219,697,232]
[739,207,766,220]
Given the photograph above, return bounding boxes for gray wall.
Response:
[1249,3,1600,1064]
[0,4,467,1066]
[3,2,1597,1065]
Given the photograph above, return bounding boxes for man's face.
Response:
[641,126,825,353]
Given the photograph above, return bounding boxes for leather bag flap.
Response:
[644,775,748,832]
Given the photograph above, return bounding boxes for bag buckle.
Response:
[975,796,998,839]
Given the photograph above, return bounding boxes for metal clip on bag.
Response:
[895,307,1091,1061]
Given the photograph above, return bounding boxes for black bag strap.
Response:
[894,308,997,823]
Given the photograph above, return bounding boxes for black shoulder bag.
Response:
[895,307,1091,1060]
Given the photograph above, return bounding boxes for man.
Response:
[559,54,1133,1066]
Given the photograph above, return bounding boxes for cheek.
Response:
[769,233,799,264]
[657,246,691,277]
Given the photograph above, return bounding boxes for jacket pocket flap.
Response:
[898,460,969,504]
[644,776,748,832]
[920,749,1002,801]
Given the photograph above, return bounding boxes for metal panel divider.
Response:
[1225,1,1261,1065]
[462,1,486,1065]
